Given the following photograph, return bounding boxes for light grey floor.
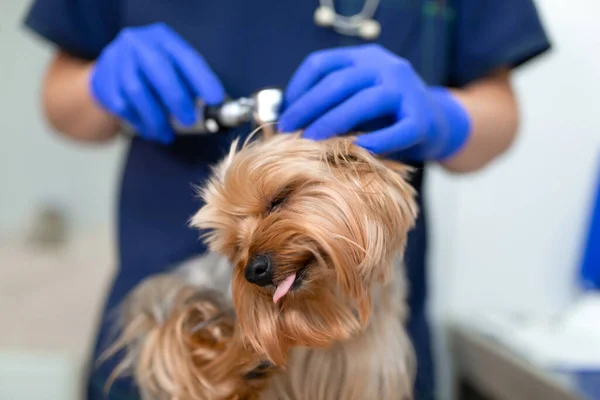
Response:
[0,227,116,400]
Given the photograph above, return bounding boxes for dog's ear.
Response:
[322,138,417,217]
[322,137,419,281]
[322,137,414,181]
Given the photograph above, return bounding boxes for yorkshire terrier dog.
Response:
[105,132,419,400]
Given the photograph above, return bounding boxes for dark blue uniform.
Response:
[23,1,551,399]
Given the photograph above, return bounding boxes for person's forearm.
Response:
[441,69,520,173]
[42,51,120,142]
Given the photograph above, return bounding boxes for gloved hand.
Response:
[90,22,225,144]
[279,44,471,161]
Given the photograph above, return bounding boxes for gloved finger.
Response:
[302,85,401,141]
[120,47,174,144]
[151,24,225,106]
[353,118,422,155]
[285,48,354,106]
[115,84,145,135]
[93,44,151,136]
[90,47,128,117]
[279,66,378,133]
[117,79,148,138]
[131,38,197,127]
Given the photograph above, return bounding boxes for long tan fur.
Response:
[106,132,418,399]
[103,274,276,400]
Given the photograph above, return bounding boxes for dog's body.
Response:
[106,133,418,400]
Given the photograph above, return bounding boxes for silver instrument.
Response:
[172,87,283,134]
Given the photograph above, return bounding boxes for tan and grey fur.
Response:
[106,133,418,400]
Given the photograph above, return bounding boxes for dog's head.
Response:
[191,133,418,366]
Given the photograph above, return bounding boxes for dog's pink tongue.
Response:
[273,273,296,303]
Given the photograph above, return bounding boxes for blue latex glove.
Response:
[90,23,225,144]
[279,44,472,161]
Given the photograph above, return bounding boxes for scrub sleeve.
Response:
[449,0,552,86]
[23,0,119,60]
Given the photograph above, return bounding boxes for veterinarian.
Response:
[23,0,550,398]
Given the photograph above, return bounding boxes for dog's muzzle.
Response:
[244,254,273,287]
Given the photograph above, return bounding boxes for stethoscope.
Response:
[314,0,382,40]
[122,1,381,136]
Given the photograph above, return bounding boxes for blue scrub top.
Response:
[23,1,550,399]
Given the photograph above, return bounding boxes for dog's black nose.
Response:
[245,254,273,287]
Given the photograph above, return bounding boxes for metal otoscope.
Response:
[171,87,283,134]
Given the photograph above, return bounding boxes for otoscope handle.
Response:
[121,88,283,136]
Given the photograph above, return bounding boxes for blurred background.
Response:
[1,0,599,399]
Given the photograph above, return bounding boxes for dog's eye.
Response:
[244,361,273,380]
[268,196,286,212]
[267,186,293,213]
[234,242,242,255]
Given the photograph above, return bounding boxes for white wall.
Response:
[427,0,600,397]
[429,0,600,330]
[0,1,127,238]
